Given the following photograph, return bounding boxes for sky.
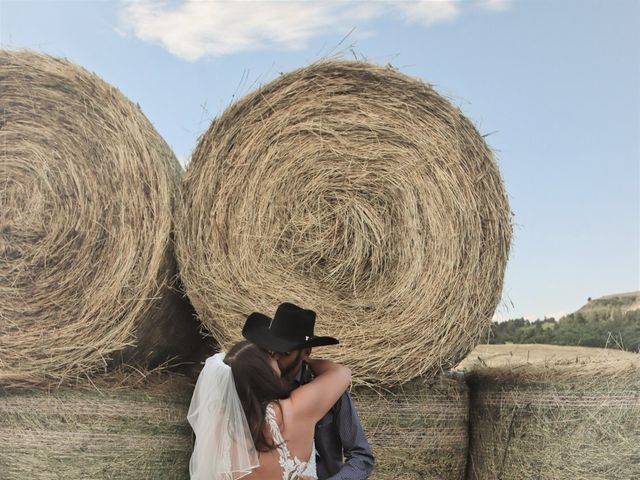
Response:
[1,0,638,321]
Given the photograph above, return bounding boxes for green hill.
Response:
[485,291,640,352]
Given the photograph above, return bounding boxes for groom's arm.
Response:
[326,391,375,480]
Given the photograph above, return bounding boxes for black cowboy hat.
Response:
[242,302,339,353]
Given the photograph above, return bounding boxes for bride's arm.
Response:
[288,359,351,424]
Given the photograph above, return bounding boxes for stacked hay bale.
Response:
[0,371,194,480]
[176,61,511,477]
[0,50,209,387]
[466,354,640,480]
[351,376,469,480]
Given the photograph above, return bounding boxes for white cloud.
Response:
[478,0,512,12]
[118,0,380,61]
[118,0,511,61]
[394,1,461,25]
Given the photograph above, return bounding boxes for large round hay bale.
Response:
[352,376,469,479]
[0,50,207,386]
[0,372,193,479]
[176,60,512,384]
[466,355,640,480]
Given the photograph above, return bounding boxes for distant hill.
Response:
[484,291,640,352]
[577,291,640,318]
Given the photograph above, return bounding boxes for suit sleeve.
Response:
[325,391,375,480]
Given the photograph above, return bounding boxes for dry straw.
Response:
[0,369,195,479]
[351,376,469,479]
[0,50,206,387]
[465,354,640,480]
[176,60,512,385]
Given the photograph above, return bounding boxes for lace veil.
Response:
[187,352,259,479]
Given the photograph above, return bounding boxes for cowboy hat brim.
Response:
[242,312,339,353]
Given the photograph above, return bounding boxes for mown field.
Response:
[457,343,638,370]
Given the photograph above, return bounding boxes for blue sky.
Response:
[2,0,638,321]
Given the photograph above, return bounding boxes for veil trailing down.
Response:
[187,353,259,480]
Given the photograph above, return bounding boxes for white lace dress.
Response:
[265,403,318,480]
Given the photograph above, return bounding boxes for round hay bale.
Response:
[176,60,512,384]
[0,371,194,479]
[351,376,469,479]
[466,355,640,480]
[0,50,207,386]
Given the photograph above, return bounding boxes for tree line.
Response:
[485,308,640,353]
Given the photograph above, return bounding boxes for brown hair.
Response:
[224,341,290,451]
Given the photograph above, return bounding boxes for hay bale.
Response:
[176,60,512,385]
[466,355,640,480]
[0,49,207,386]
[352,376,469,479]
[0,371,194,479]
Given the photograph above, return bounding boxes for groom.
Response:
[242,302,375,480]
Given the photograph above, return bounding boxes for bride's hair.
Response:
[225,340,290,451]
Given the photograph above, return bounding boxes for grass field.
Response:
[456,343,638,370]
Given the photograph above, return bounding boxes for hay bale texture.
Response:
[176,60,512,384]
[466,356,640,480]
[0,50,206,386]
[351,376,469,479]
[0,372,193,479]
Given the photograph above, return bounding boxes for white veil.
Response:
[187,353,260,480]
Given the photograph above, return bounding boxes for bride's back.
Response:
[244,399,316,480]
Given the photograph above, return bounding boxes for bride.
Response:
[187,340,351,479]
